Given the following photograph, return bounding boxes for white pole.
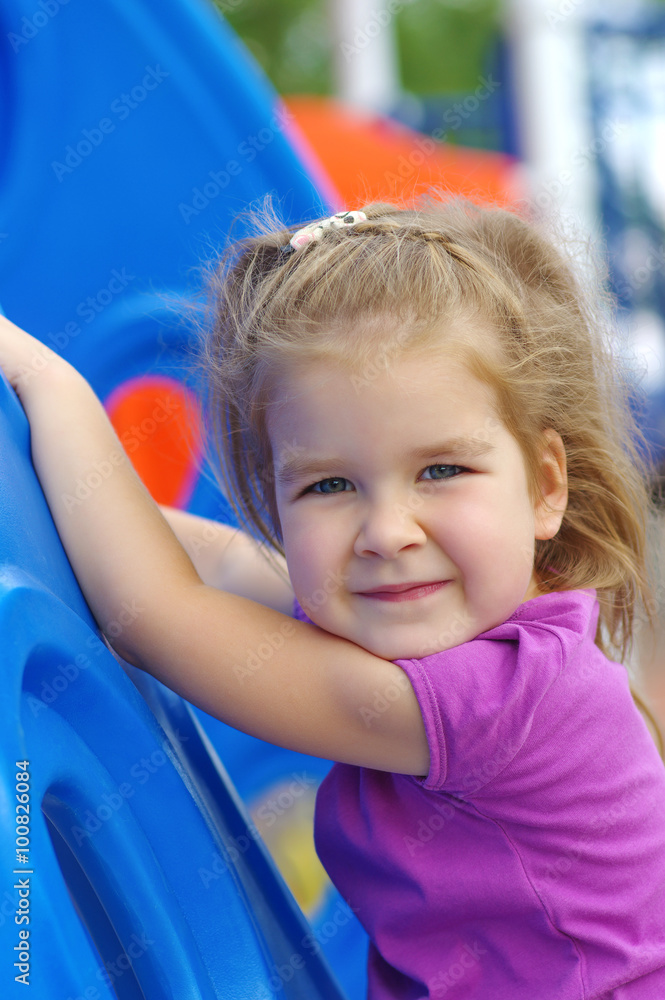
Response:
[506,0,600,241]
[329,0,401,114]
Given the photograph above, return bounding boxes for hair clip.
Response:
[283,210,367,253]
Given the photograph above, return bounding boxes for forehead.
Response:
[269,310,500,396]
[267,339,504,477]
[268,311,501,409]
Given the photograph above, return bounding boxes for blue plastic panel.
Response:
[0,370,349,998]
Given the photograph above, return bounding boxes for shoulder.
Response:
[399,589,599,682]
[482,588,599,648]
[392,589,601,792]
[509,587,598,628]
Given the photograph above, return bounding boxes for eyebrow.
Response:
[413,439,495,461]
[275,437,495,486]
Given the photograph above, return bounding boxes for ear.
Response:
[534,428,568,541]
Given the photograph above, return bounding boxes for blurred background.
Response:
[1,0,665,995]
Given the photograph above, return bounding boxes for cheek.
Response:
[439,486,534,560]
[281,512,340,585]
[466,490,536,576]
[437,492,503,542]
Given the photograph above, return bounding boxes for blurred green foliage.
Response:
[397,0,501,94]
[218,0,333,95]
[216,0,500,96]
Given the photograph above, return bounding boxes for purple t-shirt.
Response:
[294,590,665,999]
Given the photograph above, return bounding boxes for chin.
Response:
[362,630,460,662]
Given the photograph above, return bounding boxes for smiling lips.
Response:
[356,581,448,602]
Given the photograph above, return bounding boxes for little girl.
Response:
[2,198,665,999]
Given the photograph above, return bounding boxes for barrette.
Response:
[284,210,367,253]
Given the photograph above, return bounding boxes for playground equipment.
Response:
[0,362,351,998]
[0,0,366,994]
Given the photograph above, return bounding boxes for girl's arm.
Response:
[0,318,429,776]
[159,506,295,615]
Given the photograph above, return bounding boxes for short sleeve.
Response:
[394,624,565,795]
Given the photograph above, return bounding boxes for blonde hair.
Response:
[197,195,661,748]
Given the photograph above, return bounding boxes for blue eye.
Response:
[422,464,465,480]
[308,477,352,495]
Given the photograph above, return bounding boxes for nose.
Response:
[353,495,428,559]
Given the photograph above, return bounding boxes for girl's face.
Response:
[268,335,566,660]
